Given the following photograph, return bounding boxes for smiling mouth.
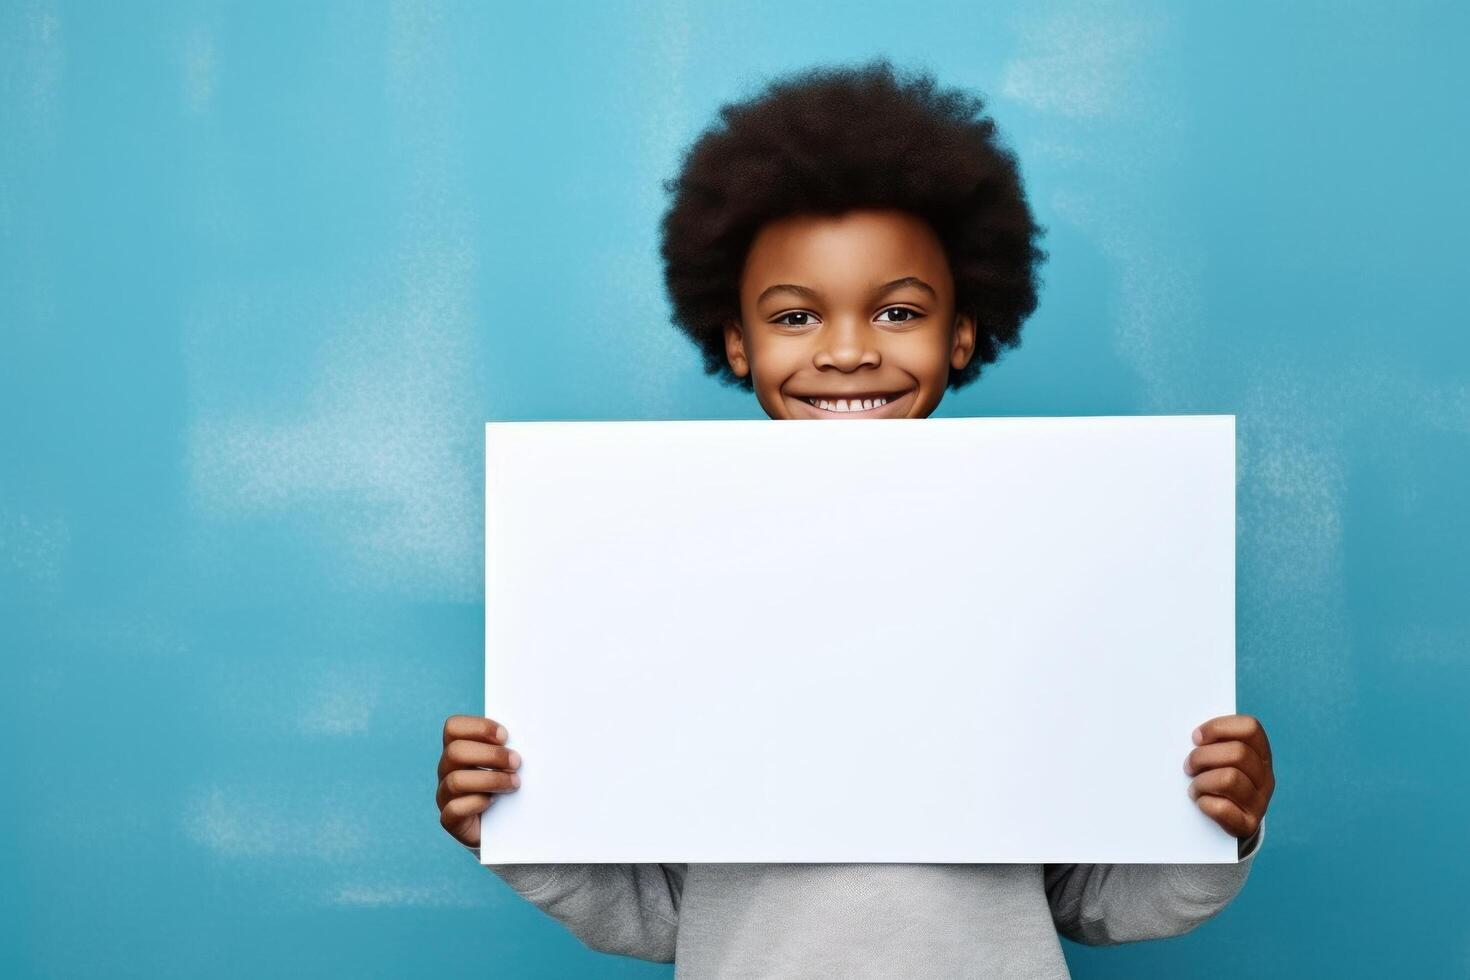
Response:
[796,390,912,414]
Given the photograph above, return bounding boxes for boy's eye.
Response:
[773,308,921,327]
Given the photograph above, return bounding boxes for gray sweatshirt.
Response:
[472,821,1263,978]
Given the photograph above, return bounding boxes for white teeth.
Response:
[807,396,891,412]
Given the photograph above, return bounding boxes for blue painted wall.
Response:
[4,1,1466,976]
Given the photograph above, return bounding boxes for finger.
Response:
[1187,766,1264,812]
[1186,744,1277,822]
[439,740,521,780]
[1193,714,1272,766]
[441,793,494,834]
[1195,792,1262,840]
[443,715,509,747]
[437,768,521,809]
[1184,740,1271,791]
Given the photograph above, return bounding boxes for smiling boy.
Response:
[721,207,974,420]
[437,59,1275,978]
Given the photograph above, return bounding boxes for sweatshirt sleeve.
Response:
[478,855,687,963]
[1043,818,1265,946]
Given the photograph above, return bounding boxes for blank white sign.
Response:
[482,415,1236,864]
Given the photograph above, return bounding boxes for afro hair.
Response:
[658,57,1047,390]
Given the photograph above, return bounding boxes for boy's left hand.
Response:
[1184,713,1275,857]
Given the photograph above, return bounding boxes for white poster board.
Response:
[482,415,1236,863]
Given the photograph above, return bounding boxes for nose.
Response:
[812,316,881,372]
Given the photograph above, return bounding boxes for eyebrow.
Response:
[756,276,938,306]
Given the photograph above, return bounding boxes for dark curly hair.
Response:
[658,58,1047,390]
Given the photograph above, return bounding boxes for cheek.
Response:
[886,332,952,382]
[748,337,804,386]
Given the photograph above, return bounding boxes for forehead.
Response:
[741,208,951,297]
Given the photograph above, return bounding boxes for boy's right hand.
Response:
[437,714,522,847]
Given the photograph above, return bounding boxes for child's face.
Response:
[723,208,976,419]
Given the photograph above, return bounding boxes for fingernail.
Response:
[495,725,508,742]
[1191,727,1203,745]
[508,749,522,769]
[510,773,521,787]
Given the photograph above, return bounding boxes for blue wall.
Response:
[4,1,1466,976]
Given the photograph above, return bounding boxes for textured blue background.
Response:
[4,1,1467,976]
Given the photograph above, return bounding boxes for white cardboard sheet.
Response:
[482,415,1236,864]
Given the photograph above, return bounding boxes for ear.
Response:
[950,313,977,372]
[723,318,751,378]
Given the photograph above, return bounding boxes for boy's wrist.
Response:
[1236,818,1265,861]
